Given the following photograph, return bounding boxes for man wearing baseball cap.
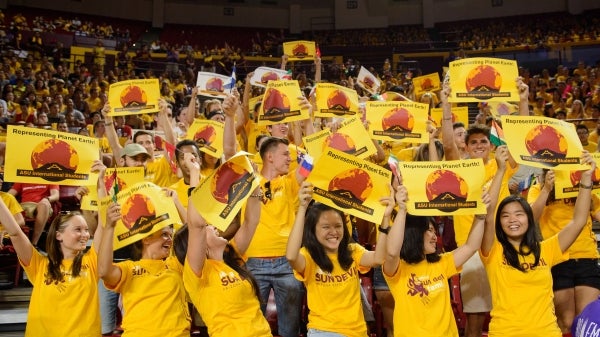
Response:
[119,143,151,168]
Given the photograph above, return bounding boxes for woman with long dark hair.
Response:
[481,150,596,337]
[286,181,397,337]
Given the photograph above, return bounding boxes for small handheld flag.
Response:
[387,154,401,185]
[298,154,314,179]
[490,119,506,146]
[283,70,293,80]
[163,141,178,174]
[224,63,236,92]
[111,170,119,203]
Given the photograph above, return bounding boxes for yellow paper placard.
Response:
[108,79,160,116]
[4,126,99,186]
[502,115,586,170]
[487,101,518,117]
[366,101,429,143]
[80,167,145,211]
[448,57,519,103]
[303,128,332,161]
[554,152,600,198]
[399,159,487,216]
[257,80,309,126]
[413,73,441,99]
[314,83,360,118]
[185,119,225,158]
[196,71,232,99]
[306,148,391,224]
[283,40,316,61]
[189,153,259,232]
[99,181,182,250]
[430,106,469,128]
[250,67,291,88]
[356,66,381,95]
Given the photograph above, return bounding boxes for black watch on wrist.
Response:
[378,225,391,235]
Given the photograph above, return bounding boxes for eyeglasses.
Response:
[264,181,272,200]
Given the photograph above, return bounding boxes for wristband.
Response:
[378,225,391,235]
[250,193,264,198]
[580,182,593,190]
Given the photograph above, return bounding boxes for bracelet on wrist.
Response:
[250,193,264,198]
[580,182,593,190]
[378,225,391,235]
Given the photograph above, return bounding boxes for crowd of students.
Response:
[0,7,599,337]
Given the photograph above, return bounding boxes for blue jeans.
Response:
[99,280,119,334]
[307,328,346,337]
[246,257,304,337]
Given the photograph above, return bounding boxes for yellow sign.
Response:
[5,126,99,186]
[282,40,316,61]
[80,167,145,211]
[413,73,441,99]
[487,101,518,117]
[108,79,160,116]
[502,115,587,170]
[257,80,309,126]
[185,119,225,158]
[314,83,359,118]
[399,159,487,216]
[250,67,291,88]
[196,71,232,99]
[448,57,519,103]
[430,106,469,128]
[306,149,391,224]
[554,152,600,198]
[189,153,259,232]
[99,181,182,250]
[303,116,376,161]
[366,101,429,143]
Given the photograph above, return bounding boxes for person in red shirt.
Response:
[8,183,59,247]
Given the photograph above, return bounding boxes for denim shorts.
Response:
[372,266,390,291]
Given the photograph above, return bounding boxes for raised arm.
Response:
[186,200,208,277]
[183,86,198,127]
[359,184,394,267]
[481,145,509,255]
[440,79,460,160]
[91,160,107,253]
[427,122,440,161]
[453,198,489,268]
[156,99,176,146]
[101,102,124,157]
[557,151,595,252]
[232,186,262,255]
[314,56,321,83]
[517,77,530,116]
[286,181,312,274]
[222,91,239,160]
[382,185,408,276]
[97,201,123,287]
[529,170,554,223]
